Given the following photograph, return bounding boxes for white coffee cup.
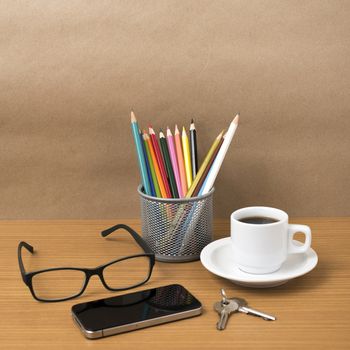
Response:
[231,206,312,274]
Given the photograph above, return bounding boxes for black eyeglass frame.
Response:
[18,224,155,302]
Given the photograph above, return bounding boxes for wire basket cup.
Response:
[138,185,214,262]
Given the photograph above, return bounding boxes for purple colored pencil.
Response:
[166,127,184,198]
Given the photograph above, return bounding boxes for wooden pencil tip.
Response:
[233,113,240,124]
[191,118,194,124]
[175,124,179,133]
[130,110,136,123]
[159,131,165,138]
[218,129,225,138]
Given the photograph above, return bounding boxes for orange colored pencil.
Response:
[144,132,167,198]
[174,124,188,194]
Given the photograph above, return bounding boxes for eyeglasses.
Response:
[18,224,155,302]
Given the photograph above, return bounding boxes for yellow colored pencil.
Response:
[186,130,224,198]
[181,126,193,190]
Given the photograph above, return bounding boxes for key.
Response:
[214,299,239,330]
[233,298,276,321]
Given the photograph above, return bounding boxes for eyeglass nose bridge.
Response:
[84,267,105,286]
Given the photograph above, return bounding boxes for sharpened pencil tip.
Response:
[218,129,225,138]
[131,110,136,123]
[175,124,179,134]
[190,120,196,131]
[233,113,239,124]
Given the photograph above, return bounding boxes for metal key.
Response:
[233,297,276,321]
[214,299,239,330]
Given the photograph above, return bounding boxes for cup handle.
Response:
[287,224,312,254]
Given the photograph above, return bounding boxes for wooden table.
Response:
[1,219,349,349]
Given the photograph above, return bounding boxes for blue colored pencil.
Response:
[131,111,151,195]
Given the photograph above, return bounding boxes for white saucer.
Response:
[200,237,318,288]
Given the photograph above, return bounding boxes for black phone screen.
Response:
[72,284,201,332]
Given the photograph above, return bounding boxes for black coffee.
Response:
[239,216,279,224]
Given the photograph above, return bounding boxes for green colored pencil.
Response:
[143,132,161,197]
[159,131,179,198]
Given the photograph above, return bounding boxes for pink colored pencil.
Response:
[166,127,184,198]
[174,125,188,195]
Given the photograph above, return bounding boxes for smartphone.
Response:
[71,284,202,339]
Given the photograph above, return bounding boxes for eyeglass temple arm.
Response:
[18,241,34,282]
[101,224,154,255]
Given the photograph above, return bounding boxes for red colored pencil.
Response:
[149,126,172,198]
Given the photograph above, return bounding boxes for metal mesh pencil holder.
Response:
[138,185,214,262]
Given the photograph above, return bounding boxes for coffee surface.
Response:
[239,216,279,224]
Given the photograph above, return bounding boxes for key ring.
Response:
[220,288,229,305]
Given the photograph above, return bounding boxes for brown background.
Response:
[1,0,349,219]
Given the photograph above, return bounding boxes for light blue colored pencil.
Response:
[131,111,151,195]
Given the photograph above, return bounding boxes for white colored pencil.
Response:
[200,114,239,194]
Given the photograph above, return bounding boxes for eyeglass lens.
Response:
[32,269,85,301]
[102,256,151,289]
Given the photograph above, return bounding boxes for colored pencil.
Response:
[130,111,151,195]
[186,130,224,198]
[190,118,198,179]
[144,132,167,198]
[192,136,224,197]
[174,125,188,195]
[200,114,239,195]
[149,126,172,198]
[166,127,184,198]
[182,126,193,189]
[140,129,155,197]
[159,131,179,198]
[143,132,161,197]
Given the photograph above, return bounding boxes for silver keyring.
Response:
[221,289,229,304]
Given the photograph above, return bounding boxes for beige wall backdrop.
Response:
[1,0,349,219]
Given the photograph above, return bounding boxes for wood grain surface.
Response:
[1,218,349,349]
